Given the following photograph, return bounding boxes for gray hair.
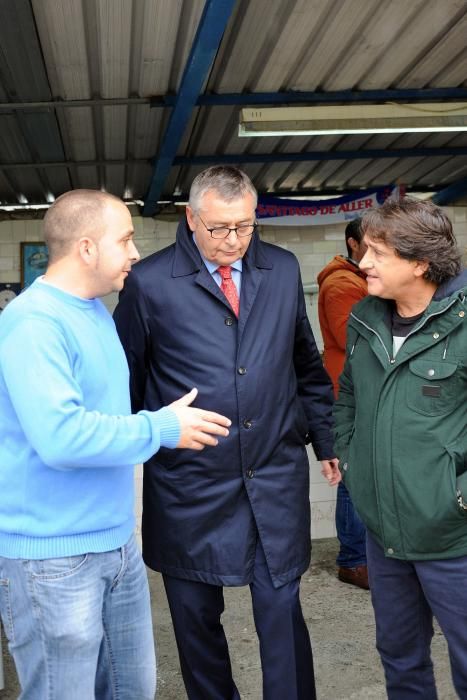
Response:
[361,196,462,285]
[188,166,257,212]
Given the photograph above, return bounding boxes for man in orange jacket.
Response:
[317,218,369,589]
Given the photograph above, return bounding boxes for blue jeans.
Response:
[0,535,156,699]
[367,532,467,699]
[335,481,366,568]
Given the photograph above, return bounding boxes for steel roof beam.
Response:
[0,98,150,110]
[152,87,467,107]
[2,88,467,112]
[0,159,148,169]
[1,146,466,171]
[1,147,465,171]
[172,147,467,165]
[142,0,237,216]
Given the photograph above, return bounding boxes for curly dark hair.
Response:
[361,197,462,285]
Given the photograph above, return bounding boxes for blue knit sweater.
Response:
[0,279,180,559]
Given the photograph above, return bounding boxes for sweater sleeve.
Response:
[0,316,180,470]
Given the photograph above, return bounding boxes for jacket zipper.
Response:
[349,315,393,363]
[351,295,461,364]
[349,293,463,557]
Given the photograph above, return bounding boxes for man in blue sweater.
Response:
[0,190,231,699]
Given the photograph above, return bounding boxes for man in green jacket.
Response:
[334,197,467,699]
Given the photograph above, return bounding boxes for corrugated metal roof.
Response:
[0,0,466,209]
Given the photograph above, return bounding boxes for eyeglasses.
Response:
[197,214,258,239]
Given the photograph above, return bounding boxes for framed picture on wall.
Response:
[21,242,49,288]
[0,282,21,314]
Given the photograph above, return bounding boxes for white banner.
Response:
[256,186,402,226]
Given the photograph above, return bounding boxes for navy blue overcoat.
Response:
[114,218,334,588]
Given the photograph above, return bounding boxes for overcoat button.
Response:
[387,548,394,555]
[246,469,254,479]
[243,419,252,429]
[238,367,247,375]
[428,369,435,377]
[225,317,234,326]
[433,332,440,339]
[459,311,465,318]
[343,463,348,471]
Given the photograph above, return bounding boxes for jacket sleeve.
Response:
[322,277,366,351]
[113,271,151,413]
[293,274,335,460]
[333,326,357,464]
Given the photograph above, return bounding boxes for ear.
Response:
[347,237,359,254]
[186,205,196,232]
[413,259,430,278]
[78,237,97,265]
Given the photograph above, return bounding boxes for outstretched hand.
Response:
[169,388,231,450]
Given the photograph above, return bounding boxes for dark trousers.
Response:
[367,533,467,699]
[335,481,367,568]
[163,542,316,700]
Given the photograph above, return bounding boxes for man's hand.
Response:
[320,458,341,486]
[169,388,231,450]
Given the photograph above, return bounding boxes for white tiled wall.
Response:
[2,208,467,540]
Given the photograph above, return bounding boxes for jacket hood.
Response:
[433,268,467,300]
[351,268,467,335]
[317,256,366,286]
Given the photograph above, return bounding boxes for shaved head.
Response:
[43,190,126,263]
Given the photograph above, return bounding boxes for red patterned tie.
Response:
[217,266,239,317]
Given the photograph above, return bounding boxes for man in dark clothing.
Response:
[114,166,340,700]
[334,197,467,698]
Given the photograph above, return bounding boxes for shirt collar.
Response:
[192,233,243,274]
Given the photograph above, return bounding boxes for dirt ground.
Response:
[0,538,456,699]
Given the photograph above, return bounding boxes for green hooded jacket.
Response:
[334,270,467,561]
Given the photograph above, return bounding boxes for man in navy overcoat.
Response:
[114,166,340,700]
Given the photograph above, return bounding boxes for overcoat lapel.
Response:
[238,234,273,342]
[237,259,262,343]
[195,264,233,313]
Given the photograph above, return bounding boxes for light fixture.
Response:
[0,203,50,211]
[238,103,467,137]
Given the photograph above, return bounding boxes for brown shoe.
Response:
[338,565,370,590]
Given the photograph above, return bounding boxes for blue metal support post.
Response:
[143,0,237,216]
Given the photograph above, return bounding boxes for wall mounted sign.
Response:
[21,242,49,288]
[256,185,403,226]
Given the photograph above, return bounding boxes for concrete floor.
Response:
[0,538,457,699]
